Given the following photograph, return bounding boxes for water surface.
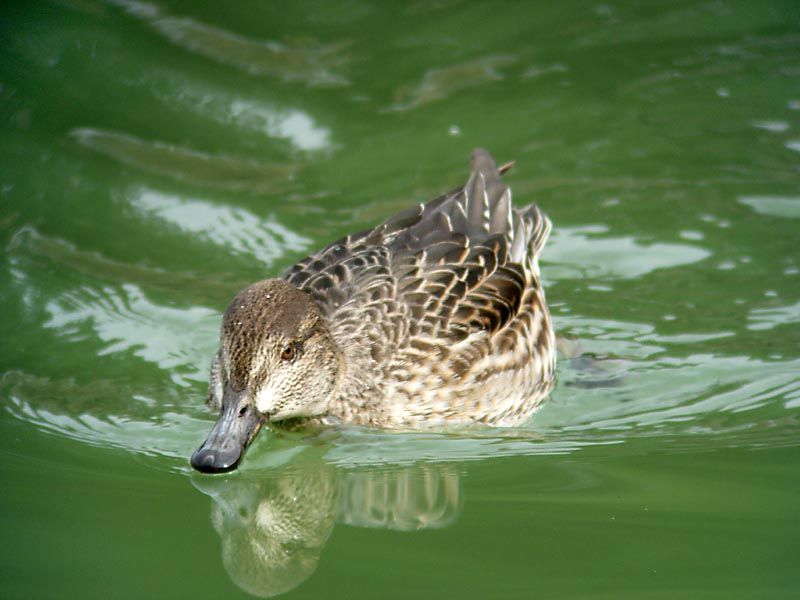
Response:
[1,1,799,598]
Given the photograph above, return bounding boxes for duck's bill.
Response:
[191,391,264,474]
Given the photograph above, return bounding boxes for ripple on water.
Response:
[2,370,212,461]
[545,225,710,280]
[128,187,311,266]
[141,70,334,152]
[43,282,218,387]
[70,128,296,192]
[738,195,800,219]
[109,0,349,86]
[747,300,800,331]
[388,55,517,111]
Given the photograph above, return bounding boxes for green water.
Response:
[2,0,800,598]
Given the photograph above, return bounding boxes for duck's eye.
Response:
[280,343,297,362]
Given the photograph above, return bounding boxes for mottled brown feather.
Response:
[273,148,555,426]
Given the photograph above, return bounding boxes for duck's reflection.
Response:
[192,455,461,597]
[337,465,460,531]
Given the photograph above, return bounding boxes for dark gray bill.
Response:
[191,388,264,474]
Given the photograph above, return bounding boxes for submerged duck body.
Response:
[192,149,556,473]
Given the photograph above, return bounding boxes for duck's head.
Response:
[191,279,341,473]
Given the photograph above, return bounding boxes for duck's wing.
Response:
[283,149,550,337]
[283,151,515,289]
[281,190,431,304]
[390,148,551,343]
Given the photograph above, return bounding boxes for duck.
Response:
[191,148,556,473]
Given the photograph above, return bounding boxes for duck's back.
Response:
[283,149,555,427]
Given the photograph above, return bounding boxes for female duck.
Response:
[192,149,556,473]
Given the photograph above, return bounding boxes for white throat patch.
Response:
[254,386,278,414]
